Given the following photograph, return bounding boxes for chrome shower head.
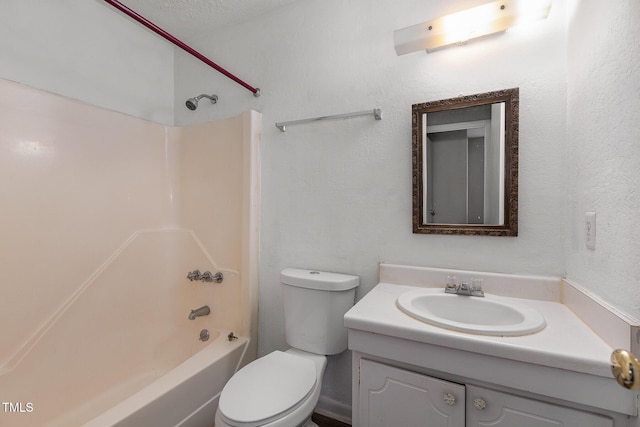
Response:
[185,94,218,110]
[185,98,198,110]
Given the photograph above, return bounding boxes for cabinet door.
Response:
[466,385,613,427]
[359,359,465,427]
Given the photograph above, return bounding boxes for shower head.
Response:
[185,94,218,110]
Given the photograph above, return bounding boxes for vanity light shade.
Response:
[394,0,552,55]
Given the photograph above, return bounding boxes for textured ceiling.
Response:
[115,0,300,41]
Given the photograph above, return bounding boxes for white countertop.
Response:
[344,282,614,378]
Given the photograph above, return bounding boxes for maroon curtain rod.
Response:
[103,0,260,97]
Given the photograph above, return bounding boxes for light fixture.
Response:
[394,0,552,55]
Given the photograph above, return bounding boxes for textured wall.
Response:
[565,0,640,318]
[174,0,569,418]
[0,0,174,124]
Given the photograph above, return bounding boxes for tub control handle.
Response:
[186,270,201,281]
[200,271,223,283]
[186,270,223,283]
[611,349,640,389]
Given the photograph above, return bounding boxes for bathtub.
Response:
[0,230,251,427]
[83,331,248,427]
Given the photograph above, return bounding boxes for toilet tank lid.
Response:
[281,268,359,291]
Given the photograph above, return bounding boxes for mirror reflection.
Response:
[412,88,518,236]
[424,103,504,225]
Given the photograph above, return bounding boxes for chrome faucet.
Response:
[445,276,484,297]
[188,305,211,320]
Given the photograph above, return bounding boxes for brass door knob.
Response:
[611,349,640,390]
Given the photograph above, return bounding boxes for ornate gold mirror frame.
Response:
[412,88,519,236]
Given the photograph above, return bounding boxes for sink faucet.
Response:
[445,277,484,297]
[188,305,211,320]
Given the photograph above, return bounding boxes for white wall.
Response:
[565,0,640,317]
[0,0,174,124]
[174,0,569,417]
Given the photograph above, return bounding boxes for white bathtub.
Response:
[0,230,251,427]
[83,330,248,427]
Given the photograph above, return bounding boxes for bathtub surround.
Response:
[2,230,250,426]
[1,0,639,423]
[0,78,260,425]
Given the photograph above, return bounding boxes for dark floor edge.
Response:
[312,411,351,427]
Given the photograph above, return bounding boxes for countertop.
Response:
[344,282,614,378]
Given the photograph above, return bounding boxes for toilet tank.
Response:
[281,268,359,355]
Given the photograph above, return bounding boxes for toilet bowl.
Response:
[214,268,359,427]
[215,349,326,427]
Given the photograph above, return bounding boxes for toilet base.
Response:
[215,413,319,427]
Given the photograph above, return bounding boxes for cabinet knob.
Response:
[473,398,487,410]
[443,393,456,406]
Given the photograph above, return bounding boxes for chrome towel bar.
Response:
[275,108,382,132]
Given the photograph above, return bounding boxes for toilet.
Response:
[215,268,359,427]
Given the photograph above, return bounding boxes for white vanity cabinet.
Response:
[465,385,612,427]
[345,276,639,427]
[357,358,614,427]
[359,359,465,427]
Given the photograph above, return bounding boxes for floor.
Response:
[312,412,351,427]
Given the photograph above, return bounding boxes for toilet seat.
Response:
[218,350,317,427]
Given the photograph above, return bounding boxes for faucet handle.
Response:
[187,270,201,281]
[471,278,484,297]
[445,275,458,293]
[200,271,224,283]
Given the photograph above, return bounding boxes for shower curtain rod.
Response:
[102,0,260,97]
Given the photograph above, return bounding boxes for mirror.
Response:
[412,88,518,236]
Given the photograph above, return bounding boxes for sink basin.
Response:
[396,289,546,336]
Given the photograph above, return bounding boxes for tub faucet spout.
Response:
[188,305,211,320]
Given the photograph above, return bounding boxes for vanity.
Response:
[344,264,640,427]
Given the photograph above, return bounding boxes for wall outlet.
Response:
[585,212,596,250]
